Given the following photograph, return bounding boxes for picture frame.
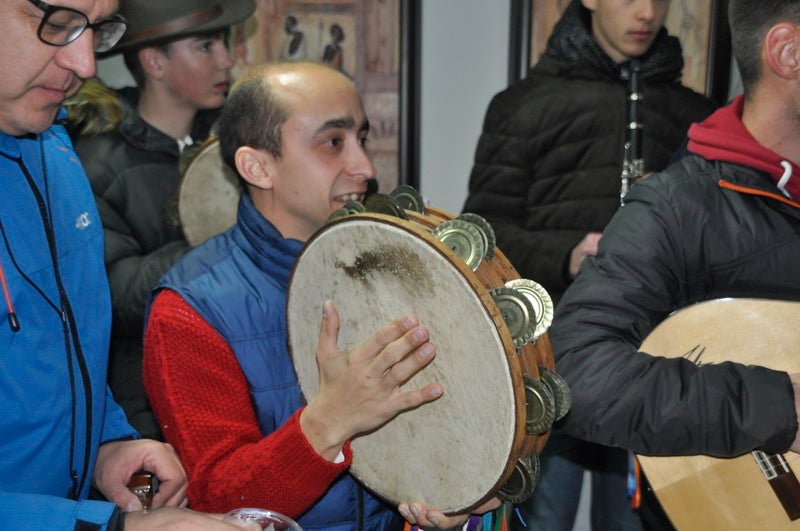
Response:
[231,0,420,192]
[508,0,731,105]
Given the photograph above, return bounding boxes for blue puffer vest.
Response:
[157,194,400,530]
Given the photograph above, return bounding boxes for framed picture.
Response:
[231,0,420,192]
[508,0,731,104]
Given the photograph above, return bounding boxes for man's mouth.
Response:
[334,193,365,203]
[40,86,68,104]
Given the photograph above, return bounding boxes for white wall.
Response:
[418,5,591,529]
[97,54,132,88]
[418,0,510,215]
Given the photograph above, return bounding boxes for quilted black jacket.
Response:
[463,1,717,303]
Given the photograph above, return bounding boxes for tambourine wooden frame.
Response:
[286,209,554,514]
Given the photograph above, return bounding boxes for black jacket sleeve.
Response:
[550,169,796,457]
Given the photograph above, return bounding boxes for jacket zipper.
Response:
[13,144,95,499]
[356,483,364,530]
[0,255,20,331]
[719,179,800,209]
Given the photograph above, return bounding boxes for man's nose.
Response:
[54,30,97,80]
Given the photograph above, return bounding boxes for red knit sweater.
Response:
[142,289,352,516]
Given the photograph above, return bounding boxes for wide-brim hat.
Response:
[105,0,256,56]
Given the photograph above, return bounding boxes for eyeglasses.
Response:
[27,0,127,53]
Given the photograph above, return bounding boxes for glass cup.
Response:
[223,508,303,531]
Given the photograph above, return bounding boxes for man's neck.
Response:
[742,88,800,167]
[137,88,196,141]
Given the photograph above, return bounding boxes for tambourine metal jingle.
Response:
[457,212,496,260]
[489,287,538,348]
[326,201,366,223]
[432,219,487,271]
[522,373,556,435]
[504,279,554,340]
[497,453,541,504]
[539,365,572,422]
[364,193,408,220]
[389,184,426,213]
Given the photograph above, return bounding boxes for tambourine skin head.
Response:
[286,214,527,514]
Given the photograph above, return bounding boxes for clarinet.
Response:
[620,59,643,205]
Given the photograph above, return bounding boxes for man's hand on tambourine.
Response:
[299,300,443,461]
[397,498,502,528]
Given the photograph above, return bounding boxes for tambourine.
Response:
[286,187,570,514]
[177,138,241,247]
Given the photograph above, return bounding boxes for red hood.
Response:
[687,94,800,200]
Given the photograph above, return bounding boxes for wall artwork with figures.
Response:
[231,0,404,193]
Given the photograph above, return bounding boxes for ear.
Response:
[235,146,275,191]
[764,23,800,81]
[138,47,167,81]
[580,0,596,12]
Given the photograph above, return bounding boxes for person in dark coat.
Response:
[462,1,717,529]
[71,0,255,440]
[551,0,800,528]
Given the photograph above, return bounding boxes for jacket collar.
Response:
[0,131,22,159]
[119,102,183,157]
[0,108,67,159]
[235,193,303,285]
[688,95,800,201]
[712,161,800,211]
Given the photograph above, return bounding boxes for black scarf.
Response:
[545,0,684,83]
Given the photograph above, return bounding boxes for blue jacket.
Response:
[158,193,401,530]
[0,116,136,529]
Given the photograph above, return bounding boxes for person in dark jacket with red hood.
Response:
[464,1,716,529]
[551,0,800,527]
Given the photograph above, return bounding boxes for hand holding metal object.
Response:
[128,470,159,513]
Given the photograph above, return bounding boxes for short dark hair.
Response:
[729,0,800,94]
[123,43,172,89]
[217,67,289,179]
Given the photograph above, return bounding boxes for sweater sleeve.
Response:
[142,289,351,516]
